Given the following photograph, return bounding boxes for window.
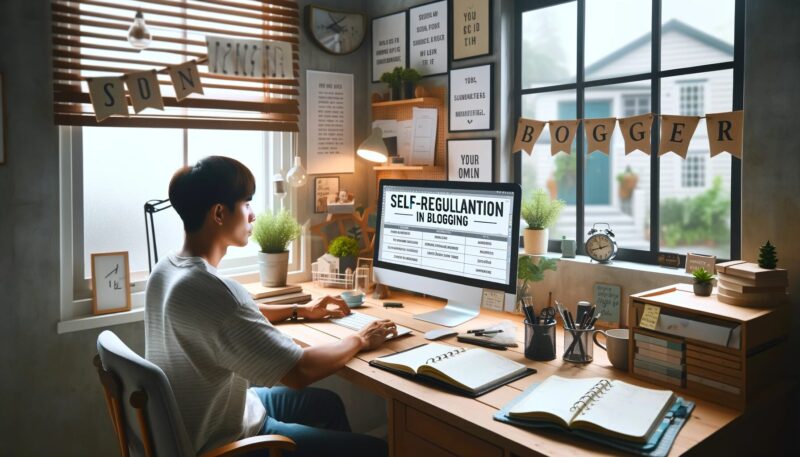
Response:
[60,126,304,317]
[515,0,742,262]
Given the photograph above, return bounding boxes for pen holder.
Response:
[563,327,594,363]
[523,320,557,361]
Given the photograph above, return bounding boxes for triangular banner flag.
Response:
[167,60,204,101]
[584,117,616,155]
[125,70,164,114]
[659,115,701,158]
[549,120,579,155]
[706,110,744,158]
[618,113,654,155]
[512,118,546,155]
[87,76,129,122]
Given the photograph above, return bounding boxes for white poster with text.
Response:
[448,139,493,182]
[307,70,354,174]
[409,1,448,76]
[449,64,492,131]
[372,12,407,82]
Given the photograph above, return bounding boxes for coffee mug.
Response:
[593,328,629,371]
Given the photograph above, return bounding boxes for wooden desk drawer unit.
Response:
[628,284,789,410]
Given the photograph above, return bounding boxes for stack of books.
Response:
[632,332,686,387]
[243,283,312,305]
[715,260,789,307]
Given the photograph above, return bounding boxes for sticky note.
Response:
[481,289,504,311]
[639,304,661,330]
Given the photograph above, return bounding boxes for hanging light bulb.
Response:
[286,156,307,188]
[127,9,152,50]
[272,173,287,197]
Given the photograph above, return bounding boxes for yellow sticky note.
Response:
[639,304,661,330]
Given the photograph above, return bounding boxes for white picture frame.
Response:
[372,11,407,82]
[91,251,132,315]
[306,70,354,174]
[449,64,493,132]
[447,138,494,182]
[409,0,448,77]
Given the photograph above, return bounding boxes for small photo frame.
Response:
[449,63,493,132]
[593,283,621,328]
[314,176,340,213]
[371,10,407,83]
[447,138,494,182]
[685,252,717,274]
[91,251,132,315]
[451,0,492,61]
[409,0,448,77]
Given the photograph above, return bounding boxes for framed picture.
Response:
[314,176,340,213]
[594,283,621,329]
[371,11,407,83]
[0,73,5,165]
[451,0,492,61]
[449,63,493,132]
[409,0,448,77]
[447,138,494,182]
[90,251,132,315]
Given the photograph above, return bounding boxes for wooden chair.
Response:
[94,330,295,457]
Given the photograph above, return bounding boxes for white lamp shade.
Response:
[357,127,388,163]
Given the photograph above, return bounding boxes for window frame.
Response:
[513,0,743,265]
[59,126,310,321]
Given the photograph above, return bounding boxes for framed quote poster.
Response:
[452,0,492,61]
[449,63,493,132]
[314,176,340,213]
[448,138,494,182]
[372,11,407,83]
[409,0,448,77]
[306,70,354,174]
[91,251,132,315]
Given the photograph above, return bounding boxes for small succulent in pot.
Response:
[691,267,714,297]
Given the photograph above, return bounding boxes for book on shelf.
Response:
[369,343,535,397]
[243,283,303,299]
[507,376,676,444]
[633,366,684,387]
[634,331,684,351]
[633,358,685,379]
[635,340,684,357]
[687,373,741,395]
[635,347,684,367]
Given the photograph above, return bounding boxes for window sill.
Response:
[57,307,145,334]
[519,251,693,279]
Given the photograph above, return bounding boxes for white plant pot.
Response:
[523,228,549,255]
[258,251,289,287]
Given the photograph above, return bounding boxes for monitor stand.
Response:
[413,301,479,327]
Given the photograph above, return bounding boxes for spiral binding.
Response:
[425,347,467,365]
[569,379,613,414]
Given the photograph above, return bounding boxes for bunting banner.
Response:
[87,76,129,122]
[584,117,616,155]
[512,118,546,155]
[659,115,701,158]
[706,110,744,158]
[618,113,654,155]
[168,60,204,101]
[124,70,163,114]
[549,120,579,155]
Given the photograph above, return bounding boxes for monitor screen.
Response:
[373,180,520,294]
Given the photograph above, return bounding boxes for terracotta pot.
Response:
[523,228,549,255]
[546,177,558,200]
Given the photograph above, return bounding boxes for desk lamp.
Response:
[357,127,388,163]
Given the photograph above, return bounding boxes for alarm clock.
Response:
[304,5,366,55]
[585,223,618,263]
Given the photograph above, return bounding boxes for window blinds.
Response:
[52,0,300,131]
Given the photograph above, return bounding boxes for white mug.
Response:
[593,328,629,371]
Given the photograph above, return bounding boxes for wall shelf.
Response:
[371,97,440,108]
[372,165,425,171]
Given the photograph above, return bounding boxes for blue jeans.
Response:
[247,386,388,457]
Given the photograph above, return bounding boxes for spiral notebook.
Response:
[507,376,676,444]
[369,343,535,397]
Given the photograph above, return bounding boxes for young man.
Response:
[145,156,396,457]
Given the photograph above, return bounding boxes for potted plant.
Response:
[521,189,566,255]
[516,255,557,313]
[379,66,404,101]
[616,166,638,200]
[252,210,301,287]
[401,67,421,99]
[692,267,714,297]
[328,236,360,273]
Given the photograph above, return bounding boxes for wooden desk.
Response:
[278,283,790,456]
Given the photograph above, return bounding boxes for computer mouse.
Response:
[424,328,459,341]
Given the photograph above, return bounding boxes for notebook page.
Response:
[509,376,604,427]
[427,349,528,392]
[374,343,455,374]
[574,380,674,441]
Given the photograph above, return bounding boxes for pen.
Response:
[475,330,503,336]
[456,335,508,350]
[467,328,486,334]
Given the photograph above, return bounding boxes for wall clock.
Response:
[585,223,618,263]
[304,5,366,55]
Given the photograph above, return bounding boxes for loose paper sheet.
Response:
[410,107,437,165]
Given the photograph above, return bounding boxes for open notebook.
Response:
[370,343,535,397]
[508,376,675,444]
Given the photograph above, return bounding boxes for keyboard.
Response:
[330,312,412,339]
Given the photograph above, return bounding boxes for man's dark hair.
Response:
[169,156,255,233]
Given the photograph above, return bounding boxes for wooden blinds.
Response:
[52,0,300,131]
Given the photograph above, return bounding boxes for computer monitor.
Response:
[373,180,521,327]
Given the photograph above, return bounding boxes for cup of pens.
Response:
[521,299,557,361]
[556,301,600,364]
